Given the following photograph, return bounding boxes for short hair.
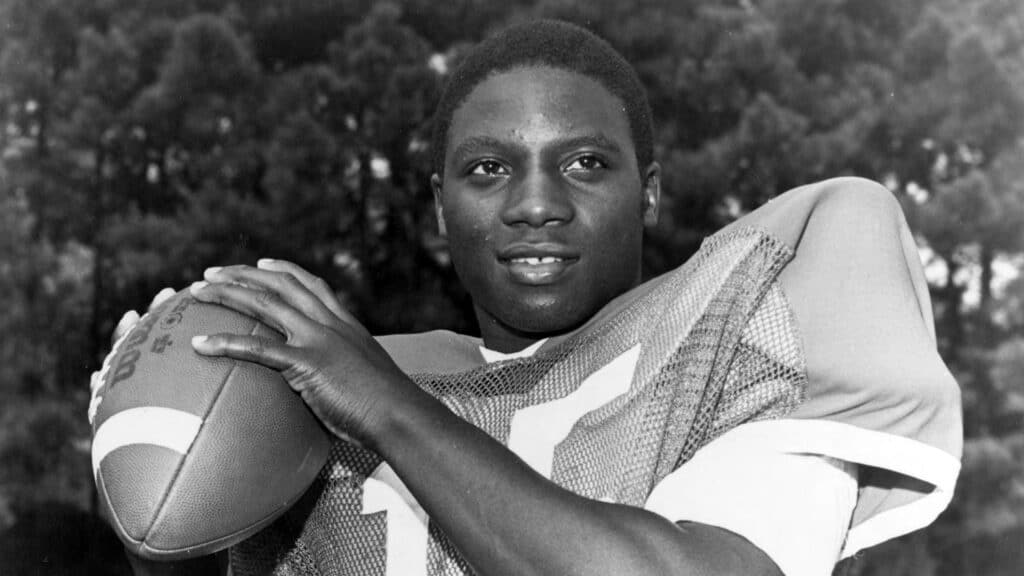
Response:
[430,20,654,177]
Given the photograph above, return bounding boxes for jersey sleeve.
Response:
[644,423,858,576]
[377,330,486,374]
[707,177,962,557]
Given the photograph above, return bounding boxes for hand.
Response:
[112,287,178,342]
[188,259,421,449]
[89,287,177,425]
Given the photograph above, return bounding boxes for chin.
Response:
[498,297,596,337]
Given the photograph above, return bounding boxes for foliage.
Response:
[1,0,1022,572]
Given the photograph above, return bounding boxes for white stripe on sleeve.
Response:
[644,423,858,576]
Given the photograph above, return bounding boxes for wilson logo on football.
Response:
[108,314,158,390]
[159,297,192,329]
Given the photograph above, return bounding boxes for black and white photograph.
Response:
[1,1,1020,574]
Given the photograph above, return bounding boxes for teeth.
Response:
[511,256,563,265]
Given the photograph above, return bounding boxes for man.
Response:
[108,20,961,576]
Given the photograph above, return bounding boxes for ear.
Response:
[641,162,661,228]
[431,173,447,237]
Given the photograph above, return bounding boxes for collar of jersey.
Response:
[478,338,549,363]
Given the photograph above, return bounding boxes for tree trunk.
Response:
[356,148,373,267]
[979,243,994,311]
[939,257,965,365]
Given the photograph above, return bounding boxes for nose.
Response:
[500,169,574,228]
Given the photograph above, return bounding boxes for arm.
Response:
[189,261,783,576]
[371,381,780,576]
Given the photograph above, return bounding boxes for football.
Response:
[90,289,331,560]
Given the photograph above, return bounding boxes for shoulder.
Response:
[702,178,962,555]
[724,176,904,252]
[376,330,484,374]
[707,176,960,473]
[732,179,962,485]
[733,178,960,420]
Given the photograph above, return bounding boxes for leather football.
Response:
[90,289,330,560]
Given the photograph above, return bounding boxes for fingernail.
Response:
[189,281,208,293]
[153,287,176,307]
[257,258,275,268]
[117,311,138,330]
[191,335,208,347]
[204,266,222,278]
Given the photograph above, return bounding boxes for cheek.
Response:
[442,201,497,273]
[443,200,494,244]
[593,196,645,243]
[584,200,646,278]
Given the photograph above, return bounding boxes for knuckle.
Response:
[313,277,332,294]
[219,265,251,283]
[281,272,304,292]
[284,361,322,389]
[305,364,328,385]
[254,288,279,310]
[245,337,268,358]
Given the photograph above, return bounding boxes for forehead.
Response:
[446,66,635,159]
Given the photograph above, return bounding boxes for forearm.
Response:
[371,387,774,576]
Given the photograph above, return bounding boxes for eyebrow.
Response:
[449,136,508,163]
[448,133,625,165]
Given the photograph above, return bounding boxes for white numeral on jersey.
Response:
[508,344,640,478]
[362,463,430,576]
[359,344,640,575]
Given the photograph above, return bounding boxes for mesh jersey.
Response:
[231,177,961,575]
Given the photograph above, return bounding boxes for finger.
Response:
[203,265,340,327]
[88,371,104,425]
[113,310,140,344]
[90,370,101,395]
[191,333,296,372]
[256,259,356,324]
[189,279,318,342]
[148,287,177,312]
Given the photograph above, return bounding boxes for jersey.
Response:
[229,177,962,575]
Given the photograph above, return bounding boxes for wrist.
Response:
[364,377,449,456]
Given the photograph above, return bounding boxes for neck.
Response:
[474,309,568,354]
[473,273,645,353]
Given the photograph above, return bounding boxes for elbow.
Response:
[589,506,782,576]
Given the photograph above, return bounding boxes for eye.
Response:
[564,154,607,172]
[467,160,509,177]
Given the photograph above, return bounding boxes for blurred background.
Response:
[1,0,1022,573]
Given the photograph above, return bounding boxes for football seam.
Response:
[142,317,264,547]
[137,443,323,558]
[95,465,145,551]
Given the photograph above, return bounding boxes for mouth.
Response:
[507,256,567,265]
[499,246,579,285]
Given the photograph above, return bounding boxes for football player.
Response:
[108,20,961,576]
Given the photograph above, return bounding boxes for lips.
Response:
[498,244,579,285]
[508,256,564,265]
